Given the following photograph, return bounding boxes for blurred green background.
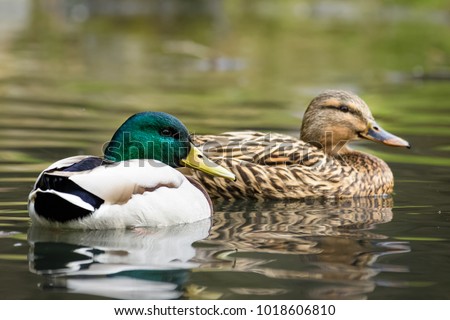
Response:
[1,0,449,141]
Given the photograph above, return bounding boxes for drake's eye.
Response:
[339,105,349,113]
[160,128,173,137]
[160,127,181,139]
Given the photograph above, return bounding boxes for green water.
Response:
[0,0,449,299]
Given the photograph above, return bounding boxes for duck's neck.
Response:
[337,148,385,169]
[315,137,393,177]
[302,130,353,156]
[302,131,392,174]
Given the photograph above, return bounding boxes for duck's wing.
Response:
[192,131,326,166]
[190,156,353,199]
[30,158,187,223]
[67,160,185,204]
[29,156,107,222]
[33,158,185,206]
[32,155,101,188]
[191,132,354,199]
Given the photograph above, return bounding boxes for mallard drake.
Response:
[190,90,410,199]
[28,112,235,229]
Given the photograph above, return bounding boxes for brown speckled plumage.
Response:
[189,90,410,199]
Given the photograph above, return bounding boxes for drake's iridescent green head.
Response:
[105,112,190,166]
[104,112,235,180]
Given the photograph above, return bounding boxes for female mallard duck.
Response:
[190,90,410,199]
[28,112,235,229]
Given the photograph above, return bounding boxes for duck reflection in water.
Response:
[28,197,410,299]
[28,219,211,300]
[193,197,411,299]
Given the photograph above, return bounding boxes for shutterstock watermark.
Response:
[100,132,349,167]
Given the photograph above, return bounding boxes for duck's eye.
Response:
[339,105,349,112]
[160,128,174,137]
[160,128,180,139]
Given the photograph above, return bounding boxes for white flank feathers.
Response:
[28,158,212,229]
